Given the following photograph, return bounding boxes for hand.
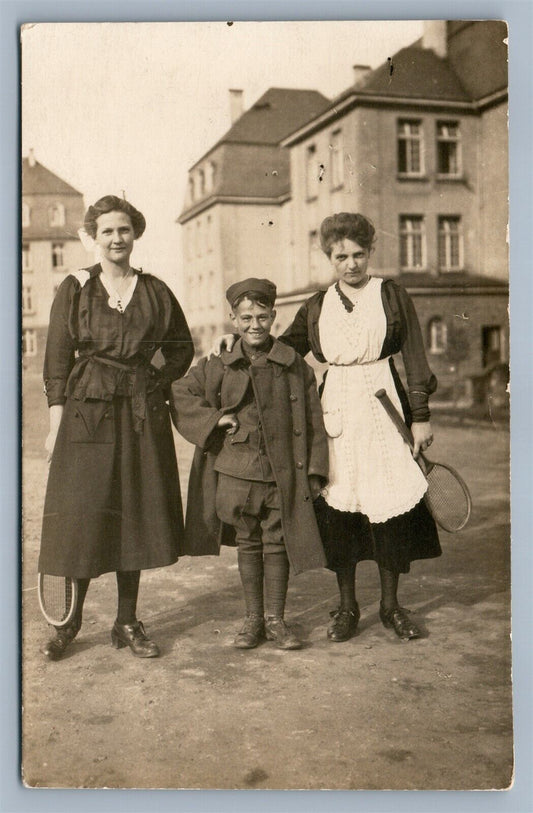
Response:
[45,429,58,464]
[217,414,239,435]
[411,421,434,458]
[209,333,236,358]
[308,475,323,501]
[45,404,64,464]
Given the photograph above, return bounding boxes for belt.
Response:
[82,353,150,434]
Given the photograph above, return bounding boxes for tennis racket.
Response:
[375,389,472,533]
[38,573,78,627]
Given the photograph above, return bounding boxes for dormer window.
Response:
[49,203,65,227]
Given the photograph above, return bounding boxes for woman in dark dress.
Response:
[39,195,194,660]
[215,212,441,642]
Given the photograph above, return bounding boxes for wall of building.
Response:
[479,102,509,279]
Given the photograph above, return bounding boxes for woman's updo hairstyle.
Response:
[319,212,376,257]
[84,195,146,240]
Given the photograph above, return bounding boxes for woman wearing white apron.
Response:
[283,212,441,641]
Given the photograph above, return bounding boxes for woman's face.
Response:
[329,238,370,288]
[94,211,135,264]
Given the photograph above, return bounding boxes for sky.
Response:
[21,20,424,296]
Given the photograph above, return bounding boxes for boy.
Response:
[171,278,328,650]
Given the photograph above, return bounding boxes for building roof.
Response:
[179,88,330,221]
[210,87,330,151]
[22,158,83,196]
[340,45,471,103]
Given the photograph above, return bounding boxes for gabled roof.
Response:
[344,45,471,103]
[22,158,83,196]
[212,87,330,149]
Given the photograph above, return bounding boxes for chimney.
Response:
[28,148,36,167]
[422,21,448,58]
[352,64,371,87]
[229,89,244,123]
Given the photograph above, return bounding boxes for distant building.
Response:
[22,153,90,368]
[178,21,508,401]
[177,88,329,352]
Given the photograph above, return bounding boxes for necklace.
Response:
[101,269,135,313]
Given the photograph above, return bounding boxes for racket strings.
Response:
[425,464,471,532]
[40,575,75,624]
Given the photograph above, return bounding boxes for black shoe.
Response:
[111,620,160,658]
[43,620,81,661]
[379,603,421,640]
[327,605,360,642]
[233,614,265,649]
[265,617,302,650]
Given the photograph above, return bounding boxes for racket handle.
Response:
[374,388,415,448]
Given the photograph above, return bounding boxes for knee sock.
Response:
[378,566,400,611]
[264,551,290,619]
[336,564,357,610]
[238,550,264,617]
[116,570,141,624]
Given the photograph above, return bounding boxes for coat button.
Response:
[296,462,303,469]
[152,405,158,411]
[289,395,297,402]
[293,429,302,436]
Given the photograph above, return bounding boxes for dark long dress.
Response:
[280,279,441,574]
[39,264,194,579]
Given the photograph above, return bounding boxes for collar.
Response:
[220,337,296,368]
[87,263,142,278]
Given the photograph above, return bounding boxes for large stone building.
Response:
[22,153,90,369]
[179,21,508,400]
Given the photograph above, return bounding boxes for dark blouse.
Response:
[279,279,437,423]
[44,264,194,409]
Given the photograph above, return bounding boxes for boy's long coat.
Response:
[171,339,328,575]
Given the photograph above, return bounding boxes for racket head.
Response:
[38,573,78,627]
[422,459,472,533]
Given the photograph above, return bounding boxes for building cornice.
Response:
[178,193,291,224]
[281,90,507,147]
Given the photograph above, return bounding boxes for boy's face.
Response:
[230,298,276,347]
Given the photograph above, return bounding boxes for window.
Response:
[438,216,463,271]
[437,122,461,176]
[306,144,318,199]
[22,285,34,314]
[428,317,448,353]
[195,219,202,257]
[22,329,37,357]
[330,130,343,189]
[399,216,426,270]
[308,230,320,281]
[205,161,216,193]
[188,177,195,204]
[197,169,205,197]
[206,215,213,252]
[208,270,216,308]
[22,202,30,227]
[397,120,424,176]
[49,203,65,227]
[52,242,64,268]
[22,243,31,270]
[482,326,503,367]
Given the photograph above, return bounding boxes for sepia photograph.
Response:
[21,19,512,791]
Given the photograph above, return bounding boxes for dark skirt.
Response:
[313,495,441,574]
[39,390,184,578]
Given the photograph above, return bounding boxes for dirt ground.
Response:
[21,372,512,790]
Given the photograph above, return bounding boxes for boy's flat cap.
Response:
[226,278,277,307]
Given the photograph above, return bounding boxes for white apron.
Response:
[318,278,427,523]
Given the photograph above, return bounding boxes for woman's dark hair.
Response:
[84,195,146,239]
[319,212,376,257]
